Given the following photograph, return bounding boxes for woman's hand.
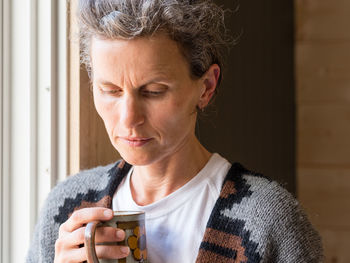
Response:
[54,207,130,263]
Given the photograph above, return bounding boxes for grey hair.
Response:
[78,0,232,88]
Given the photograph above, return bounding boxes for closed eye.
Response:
[98,86,122,95]
[142,90,163,96]
[141,84,168,97]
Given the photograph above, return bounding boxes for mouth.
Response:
[119,137,153,147]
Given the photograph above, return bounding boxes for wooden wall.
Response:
[200,0,296,193]
[295,1,350,262]
[67,0,120,175]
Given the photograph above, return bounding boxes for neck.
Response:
[130,137,211,206]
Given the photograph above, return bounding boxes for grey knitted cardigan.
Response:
[27,160,323,262]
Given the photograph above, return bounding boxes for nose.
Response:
[119,94,145,129]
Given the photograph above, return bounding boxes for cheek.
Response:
[93,93,118,133]
[93,93,103,116]
[152,100,196,137]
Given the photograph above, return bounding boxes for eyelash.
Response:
[142,90,163,96]
[99,88,164,97]
[99,89,121,95]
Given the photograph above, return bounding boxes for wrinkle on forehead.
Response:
[90,34,192,88]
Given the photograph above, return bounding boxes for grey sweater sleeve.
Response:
[26,216,42,263]
[219,173,323,262]
[262,186,323,262]
[245,176,324,262]
[26,164,116,263]
[26,184,61,263]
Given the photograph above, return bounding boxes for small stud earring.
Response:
[197,105,204,112]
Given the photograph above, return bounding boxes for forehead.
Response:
[90,34,191,82]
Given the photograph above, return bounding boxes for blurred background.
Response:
[0,0,349,262]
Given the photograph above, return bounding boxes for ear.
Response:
[198,64,220,109]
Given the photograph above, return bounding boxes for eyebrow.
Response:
[94,80,118,86]
[94,76,171,88]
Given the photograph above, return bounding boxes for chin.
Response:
[122,156,155,166]
[117,149,157,166]
[112,140,168,166]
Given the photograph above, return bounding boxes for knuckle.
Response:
[58,223,66,235]
[70,211,81,224]
[54,255,65,263]
[78,227,86,242]
[70,207,102,225]
[55,238,64,251]
[60,256,73,263]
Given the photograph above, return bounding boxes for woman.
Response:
[27,0,323,262]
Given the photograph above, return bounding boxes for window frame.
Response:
[1,0,11,261]
[0,0,67,261]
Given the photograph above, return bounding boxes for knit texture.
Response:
[26,160,323,262]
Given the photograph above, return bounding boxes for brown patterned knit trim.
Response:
[201,228,247,262]
[220,180,237,198]
[196,250,246,263]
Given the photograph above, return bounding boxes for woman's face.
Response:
[91,34,209,166]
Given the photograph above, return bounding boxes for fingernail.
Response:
[116,230,124,239]
[120,246,129,254]
[104,209,112,218]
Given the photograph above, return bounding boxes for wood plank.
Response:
[296,1,350,261]
[79,75,120,170]
[67,0,80,175]
[296,0,350,41]
[296,42,350,103]
[318,228,350,263]
[67,0,120,174]
[297,104,350,165]
[298,167,350,229]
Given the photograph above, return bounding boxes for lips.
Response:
[119,137,153,147]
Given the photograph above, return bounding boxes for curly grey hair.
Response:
[78,0,231,88]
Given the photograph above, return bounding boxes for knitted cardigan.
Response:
[26,160,323,263]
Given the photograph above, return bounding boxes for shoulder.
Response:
[218,163,323,261]
[220,162,297,215]
[219,163,311,229]
[56,162,118,190]
[26,161,122,262]
[41,160,124,226]
[47,161,119,202]
[241,171,297,215]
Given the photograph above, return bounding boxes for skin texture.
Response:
[54,207,129,262]
[54,34,220,262]
[91,34,220,206]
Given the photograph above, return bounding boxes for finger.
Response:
[62,208,113,233]
[95,245,130,259]
[56,243,130,261]
[58,226,125,249]
[57,227,86,249]
[55,247,86,263]
[95,227,125,243]
[59,226,126,250]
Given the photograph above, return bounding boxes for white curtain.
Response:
[0,0,67,261]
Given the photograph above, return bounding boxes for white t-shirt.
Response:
[112,153,231,263]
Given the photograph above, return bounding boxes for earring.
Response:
[196,105,204,112]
